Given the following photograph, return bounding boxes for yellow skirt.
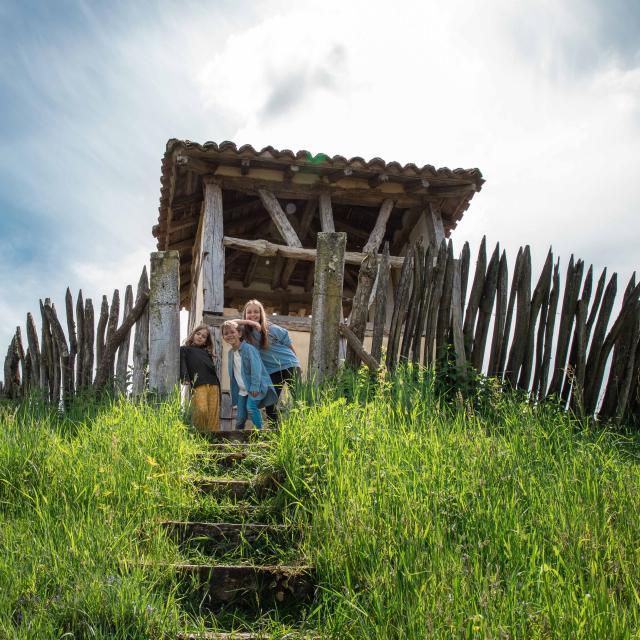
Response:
[190,384,220,432]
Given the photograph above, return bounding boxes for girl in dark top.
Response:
[180,324,221,432]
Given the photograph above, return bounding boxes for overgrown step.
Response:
[197,443,271,468]
[206,430,275,444]
[173,563,315,607]
[193,476,279,500]
[162,521,287,550]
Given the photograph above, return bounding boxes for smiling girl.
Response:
[235,299,301,423]
[180,324,221,432]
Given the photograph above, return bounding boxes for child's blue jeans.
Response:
[235,394,263,429]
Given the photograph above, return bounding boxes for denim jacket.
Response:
[227,341,278,408]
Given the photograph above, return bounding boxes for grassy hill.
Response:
[1,371,639,638]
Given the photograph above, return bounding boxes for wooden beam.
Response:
[339,323,380,372]
[327,167,353,183]
[243,254,259,288]
[213,175,430,208]
[363,198,394,254]
[319,192,335,232]
[258,188,303,248]
[222,236,406,269]
[368,174,389,189]
[404,179,430,193]
[176,154,217,175]
[424,202,446,252]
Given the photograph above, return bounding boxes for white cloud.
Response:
[1,0,639,363]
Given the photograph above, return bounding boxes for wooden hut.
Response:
[153,139,483,371]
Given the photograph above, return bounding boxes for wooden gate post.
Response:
[149,251,180,395]
[308,232,346,383]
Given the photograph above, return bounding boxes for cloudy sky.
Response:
[1,0,639,355]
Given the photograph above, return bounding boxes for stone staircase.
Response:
[163,428,318,640]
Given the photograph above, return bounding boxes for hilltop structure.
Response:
[153,139,483,345]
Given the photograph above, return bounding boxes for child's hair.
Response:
[184,323,215,359]
[242,299,269,349]
[220,320,240,336]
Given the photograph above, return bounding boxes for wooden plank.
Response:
[538,260,560,400]
[318,192,334,232]
[588,281,640,418]
[115,284,134,395]
[83,298,95,387]
[103,289,120,389]
[148,251,181,395]
[613,306,640,423]
[25,312,41,393]
[339,323,380,372]
[96,295,109,376]
[459,241,471,312]
[385,247,414,371]
[346,252,378,369]
[583,274,618,413]
[451,259,466,369]
[424,202,445,252]
[505,246,532,387]
[39,300,53,400]
[520,248,553,392]
[258,188,303,248]
[488,250,508,378]
[223,236,405,269]
[65,288,77,393]
[600,274,638,418]
[43,301,72,404]
[586,268,607,340]
[75,291,85,388]
[497,248,523,380]
[414,245,434,364]
[132,267,150,397]
[202,179,225,376]
[308,233,346,382]
[435,241,456,363]
[400,243,424,362]
[3,333,21,399]
[371,243,390,364]
[424,240,447,366]
[562,265,593,403]
[548,257,583,398]
[471,242,500,372]
[463,236,487,360]
[530,251,554,397]
[363,199,394,254]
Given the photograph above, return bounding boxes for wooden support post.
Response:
[149,251,180,396]
[319,192,335,232]
[115,284,134,395]
[25,312,41,393]
[83,298,94,387]
[203,178,225,376]
[371,244,390,364]
[131,267,150,397]
[363,199,394,254]
[75,291,85,388]
[308,232,346,383]
[424,202,446,252]
[258,188,303,248]
[346,252,378,369]
[451,259,466,369]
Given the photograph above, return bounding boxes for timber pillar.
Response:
[149,251,180,395]
[308,232,347,383]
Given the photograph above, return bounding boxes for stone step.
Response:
[193,476,278,500]
[173,563,315,607]
[162,521,287,548]
[205,429,275,444]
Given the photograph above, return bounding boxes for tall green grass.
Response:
[0,393,201,638]
[276,368,640,639]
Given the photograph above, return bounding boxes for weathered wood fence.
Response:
[339,236,639,424]
[0,252,181,404]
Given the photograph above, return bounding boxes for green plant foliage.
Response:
[275,370,640,639]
